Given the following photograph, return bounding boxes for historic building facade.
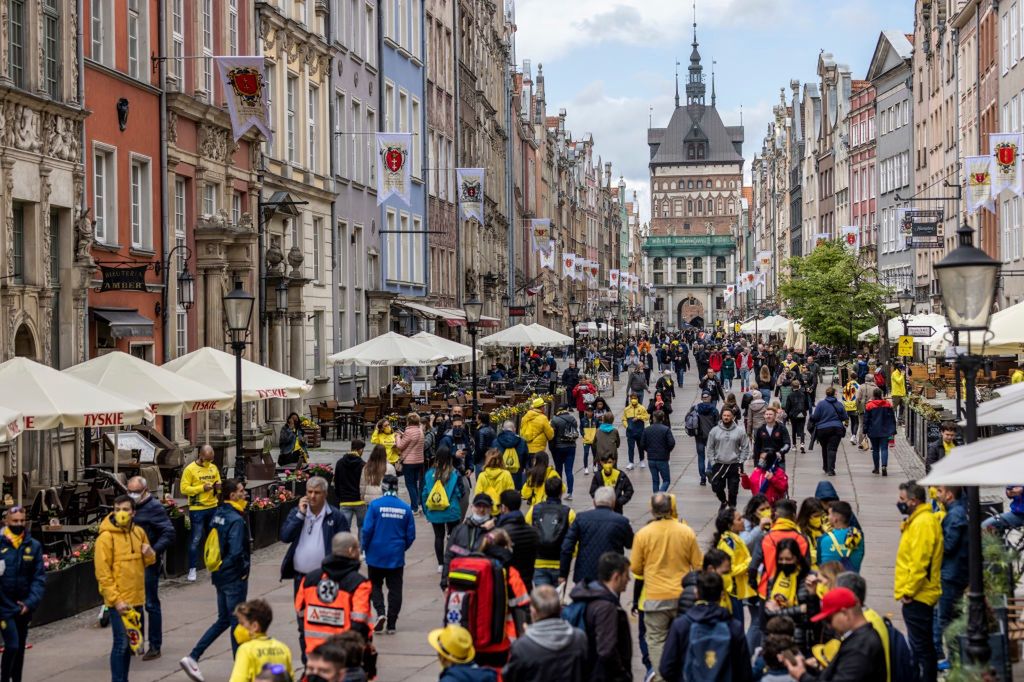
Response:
[847,79,877,271]
[645,27,743,330]
[997,0,1024,307]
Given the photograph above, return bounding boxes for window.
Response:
[312,217,322,282]
[675,257,686,284]
[9,0,25,87]
[11,204,23,283]
[706,199,713,214]
[366,107,376,186]
[201,0,213,95]
[229,0,239,55]
[696,180,702,189]
[1004,12,1011,74]
[202,183,218,216]
[170,0,184,87]
[287,76,297,162]
[412,216,423,283]
[175,309,188,357]
[264,63,275,156]
[308,86,319,173]
[128,0,142,79]
[352,99,363,183]
[43,0,60,98]
[232,192,242,225]
[312,311,323,377]
[335,92,348,178]
[411,98,421,178]
[174,178,187,268]
[93,148,116,243]
[652,257,664,285]
[1020,0,1024,61]
[366,3,376,66]
[130,157,152,249]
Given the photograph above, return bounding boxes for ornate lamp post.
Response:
[934,223,1000,670]
[898,289,915,337]
[568,296,582,363]
[222,281,255,478]
[464,297,483,417]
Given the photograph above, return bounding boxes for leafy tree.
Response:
[779,241,893,354]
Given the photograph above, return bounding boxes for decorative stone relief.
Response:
[43,113,81,162]
[198,123,231,163]
[3,160,13,280]
[11,104,41,152]
[265,238,284,274]
[40,168,52,288]
[167,111,178,144]
[287,245,304,277]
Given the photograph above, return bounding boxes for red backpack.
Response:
[444,555,508,650]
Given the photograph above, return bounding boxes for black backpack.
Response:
[532,503,570,553]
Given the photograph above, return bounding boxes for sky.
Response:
[513,0,915,222]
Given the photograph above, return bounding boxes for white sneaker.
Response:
[179,656,205,682]
[849,436,857,445]
[565,494,573,501]
[437,564,443,574]
[186,568,197,582]
[639,462,647,469]
[626,463,635,470]
[583,466,590,475]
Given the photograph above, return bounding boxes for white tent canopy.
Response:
[410,331,480,364]
[740,315,796,334]
[328,331,449,368]
[930,300,1024,355]
[858,313,947,341]
[478,323,573,348]
[971,382,1024,426]
[920,430,1024,486]
[66,351,233,415]
[0,406,22,444]
[163,347,311,402]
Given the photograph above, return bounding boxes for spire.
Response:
[711,59,716,106]
[674,60,680,108]
[685,1,705,105]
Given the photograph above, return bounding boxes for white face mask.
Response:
[128,492,143,503]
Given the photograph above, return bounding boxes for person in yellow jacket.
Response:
[95,495,156,682]
[894,481,943,681]
[711,507,757,607]
[179,444,221,582]
[370,419,399,464]
[890,364,908,424]
[474,449,515,515]
[519,398,554,460]
[229,599,293,682]
[520,453,563,506]
[621,396,650,470]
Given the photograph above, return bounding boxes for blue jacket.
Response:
[863,399,897,438]
[1009,488,1024,515]
[440,664,498,682]
[424,468,463,524]
[640,423,675,461]
[810,396,847,431]
[132,495,175,557]
[362,494,416,569]
[439,429,476,468]
[560,506,634,583]
[210,504,250,587]
[817,527,865,572]
[941,497,969,588]
[659,602,752,682]
[0,533,45,618]
[278,502,343,580]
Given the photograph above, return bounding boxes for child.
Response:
[588,452,634,514]
[229,599,293,682]
[579,407,598,475]
[741,450,789,504]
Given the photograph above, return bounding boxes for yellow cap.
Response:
[531,397,545,408]
[428,625,475,664]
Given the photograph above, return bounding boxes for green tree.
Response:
[779,241,893,353]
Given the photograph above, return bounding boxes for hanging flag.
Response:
[814,233,831,249]
[531,220,552,255]
[755,251,772,272]
[589,261,599,280]
[609,269,620,288]
[376,133,413,205]
[990,133,1023,198]
[631,275,639,293]
[539,247,555,271]
[574,259,584,282]
[562,252,576,279]
[724,285,735,301]
[456,168,485,221]
[215,56,273,142]
[620,272,630,291]
[965,155,995,214]
[840,226,860,251]
[525,284,543,296]
[742,271,757,291]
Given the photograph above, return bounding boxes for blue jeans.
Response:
[934,581,964,660]
[338,504,368,543]
[982,509,1024,531]
[649,459,670,492]
[188,507,217,570]
[511,471,524,489]
[403,463,424,512]
[638,611,651,673]
[740,369,751,390]
[109,605,137,682]
[0,612,30,682]
[676,368,685,385]
[746,601,762,652]
[190,579,249,661]
[533,568,560,587]
[869,436,889,469]
[581,444,593,469]
[626,430,645,464]
[696,441,707,482]
[144,561,162,651]
[551,445,576,494]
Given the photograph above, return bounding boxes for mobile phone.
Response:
[780,650,798,665]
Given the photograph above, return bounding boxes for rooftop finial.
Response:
[692,0,697,47]
[711,59,716,106]
[674,60,680,108]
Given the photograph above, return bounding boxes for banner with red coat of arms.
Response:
[562,252,577,279]
[456,168,485,221]
[530,220,552,256]
[990,133,1023,198]
[840,226,859,252]
[215,57,272,143]
[964,155,995,214]
[376,133,413,205]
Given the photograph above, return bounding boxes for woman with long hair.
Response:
[758,365,774,401]
[520,452,561,506]
[796,497,829,568]
[710,506,757,628]
[396,412,425,514]
[277,412,308,466]
[360,445,396,506]
[423,447,462,571]
[474,449,515,515]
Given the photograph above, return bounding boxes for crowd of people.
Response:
[3,326,1021,682]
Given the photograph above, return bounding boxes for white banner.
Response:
[991,133,1023,198]
[562,252,576,279]
[813,233,831,249]
[739,271,756,292]
[755,250,772,272]
[840,225,859,252]
[215,56,273,142]
[574,259,584,282]
[965,155,995,214]
[539,242,555,271]
[376,133,413,205]
[456,168,485,221]
[609,269,620,288]
[588,260,600,281]
[724,284,735,301]
[531,220,552,255]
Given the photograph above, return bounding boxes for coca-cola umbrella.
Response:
[0,357,153,504]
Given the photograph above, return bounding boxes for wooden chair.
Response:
[315,406,341,440]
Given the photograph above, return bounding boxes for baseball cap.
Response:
[701,391,711,398]
[472,493,494,508]
[811,587,858,622]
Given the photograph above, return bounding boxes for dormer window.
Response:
[687,143,695,159]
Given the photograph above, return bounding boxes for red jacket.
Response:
[572,382,596,412]
[742,467,789,504]
[709,352,723,371]
[738,353,754,370]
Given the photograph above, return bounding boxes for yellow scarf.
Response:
[2,527,22,550]
[769,570,799,607]
[228,499,248,514]
[601,468,621,487]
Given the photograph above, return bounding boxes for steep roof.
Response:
[648,103,744,166]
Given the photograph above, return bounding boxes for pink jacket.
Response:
[396,425,425,465]
[741,466,789,504]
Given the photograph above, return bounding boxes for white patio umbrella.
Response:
[527,323,575,347]
[164,347,312,402]
[0,406,23,444]
[411,331,480,364]
[930,300,1024,355]
[478,323,571,348]
[920,429,1024,486]
[65,351,233,416]
[0,357,153,504]
[784,321,797,348]
[328,331,449,407]
[971,382,1024,426]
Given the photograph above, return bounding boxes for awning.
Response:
[92,308,154,339]
[394,301,499,328]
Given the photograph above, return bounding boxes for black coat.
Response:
[441,518,489,588]
[639,423,675,461]
[132,494,175,556]
[588,469,634,514]
[797,622,885,682]
[496,511,540,588]
[784,390,811,420]
[560,507,633,583]
[569,581,633,682]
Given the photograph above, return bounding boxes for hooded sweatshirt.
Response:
[520,409,555,454]
[568,581,632,682]
[705,420,751,467]
[503,617,588,682]
[659,602,751,682]
[94,514,155,607]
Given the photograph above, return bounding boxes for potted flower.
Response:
[271,485,299,531]
[280,468,310,496]
[31,539,101,626]
[299,415,321,449]
[248,496,280,550]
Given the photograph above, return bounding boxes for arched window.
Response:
[687,199,693,214]
[678,181,685,190]
[688,180,694,189]
[673,199,682,215]
[653,257,664,270]
[696,201,702,215]
[715,179,722,188]
[715,256,726,269]
[696,180,703,189]
[718,198,724,212]
[706,177,713,186]
[696,145,705,159]
[676,257,686,270]
[662,201,670,217]
[706,199,713,213]
[728,199,735,213]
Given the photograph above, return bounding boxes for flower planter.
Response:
[30,561,102,627]
[302,426,321,449]
[248,507,281,550]
[163,515,190,577]
[277,499,298,532]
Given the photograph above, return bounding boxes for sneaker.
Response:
[639,462,647,469]
[142,648,161,661]
[849,436,857,445]
[437,564,443,574]
[871,468,879,475]
[644,669,657,682]
[583,467,590,475]
[626,463,635,470]
[937,659,951,672]
[699,479,707,486]
[565,494,573,501]
[882,466,888,477]
[385,628,397,635]
[180,656,205,682]
[374,615,386,633]
[799,444,805,453]
[413,509,422,517]
[187,568,197,582]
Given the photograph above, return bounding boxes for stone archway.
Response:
[677,296,705,328]
[14,323,37,359]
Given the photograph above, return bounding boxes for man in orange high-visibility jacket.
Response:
[295,532,372,655]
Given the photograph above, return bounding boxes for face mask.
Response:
[602,464,614,474]
[470,512,490,524]
[809,516,823,530]
[778,562,797,575]
[896,501,910,516]
[630,399,638,406]
[114,510,132,528]
[452,427,464,438]
[383,426,392,434]
[6,525,24,536]
[233,624,252,645]
[128,492,143,503]
[758,508,772,520]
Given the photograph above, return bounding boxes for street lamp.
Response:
[275,278,289,314]
[897,289,915,337]
[464,297,483,417]
[568,296,582,363]
[935,222,1000,670]
[223,281,255,478]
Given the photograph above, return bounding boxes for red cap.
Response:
[811,587,858,622]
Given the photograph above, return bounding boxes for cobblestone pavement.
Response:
[28,366,934,681]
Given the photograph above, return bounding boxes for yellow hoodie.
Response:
[718,531,756,601]
[474,467,515,514]
[894,503,944,605]
[631,518,703,601]
[521,467,563,506]
[519,409,554,454]
[180,459,222,510]
[94,514,155,607]
[371,427,399,463]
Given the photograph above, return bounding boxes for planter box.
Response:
[302,426,321,449]
[248,507,281,550]
[163,515,190,577]
[31,561,102,627]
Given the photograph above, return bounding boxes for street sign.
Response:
[507,305,527,318]
[897,335,914,357]
[906,236,943,248]
[907,325,936,338]
[903,210,944,248]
